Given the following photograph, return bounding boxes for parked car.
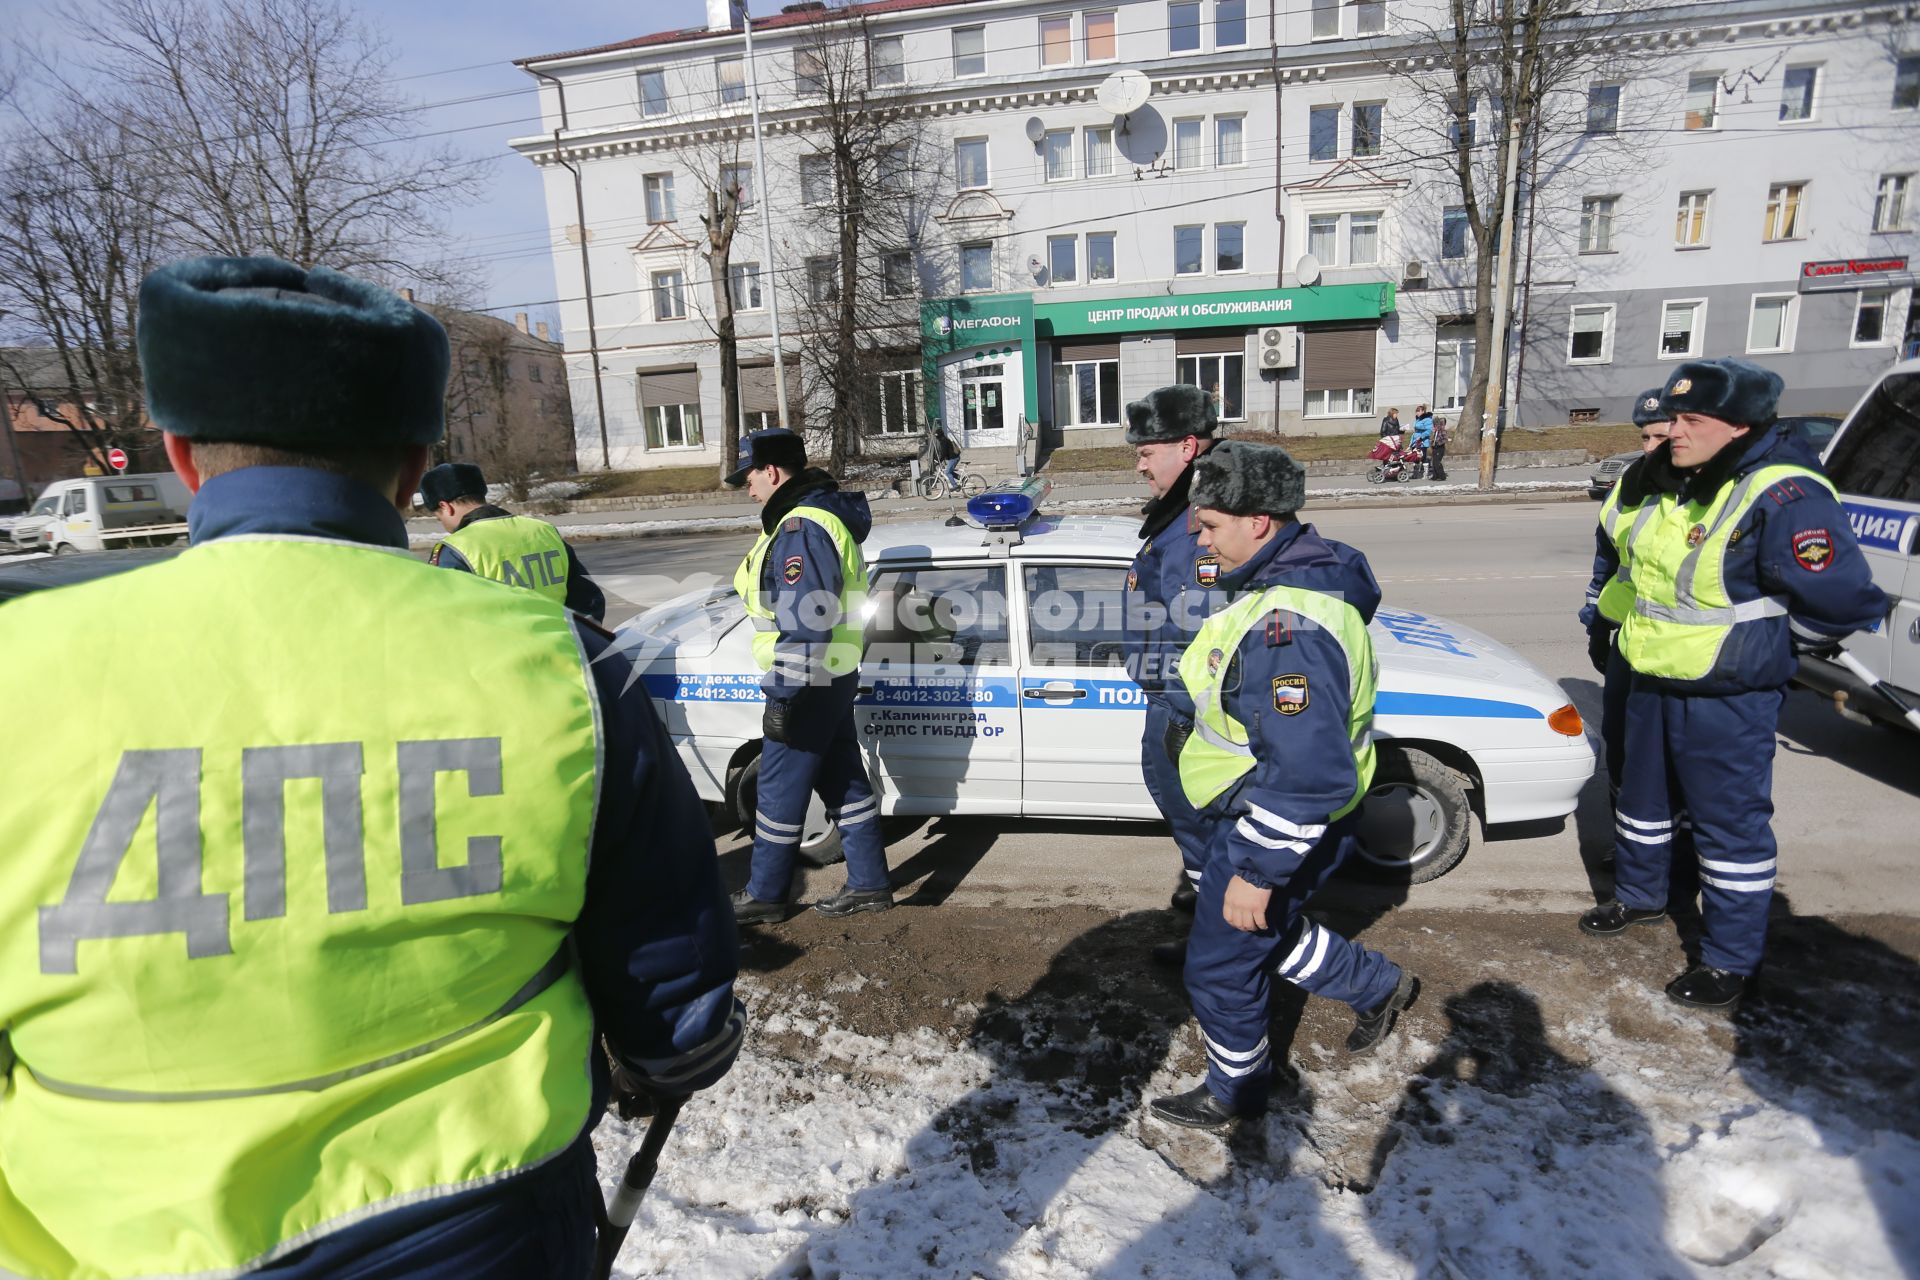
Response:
[1790,361,1919,733]
[1587,414,1842,499]
[7,474,190,554]
[616,504,1596,884]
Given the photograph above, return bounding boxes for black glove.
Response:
[762,696,793,745]
[1586,624,1617,675]
[1789,622,1842,660]
[1163,716,1193,763]
[609,1059,686,1122]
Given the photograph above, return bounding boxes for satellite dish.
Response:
[1024,115,1047,144]
[1095,69,1151,116]
[1295,253,1322,286]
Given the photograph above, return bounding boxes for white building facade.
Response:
[512,0,1917,471]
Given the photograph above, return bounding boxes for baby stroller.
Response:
[1367,437,1425,484]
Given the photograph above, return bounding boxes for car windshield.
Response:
[28,495,57,516]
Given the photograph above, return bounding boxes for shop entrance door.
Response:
[960,364,1007,440]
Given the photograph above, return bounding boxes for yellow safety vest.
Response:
[732,506,867,678]
[0,537,600,1279]
[1176,584,1377,812]
[1618,463,1834,681]
[1594,479,1662,626]
[437,513,571,606]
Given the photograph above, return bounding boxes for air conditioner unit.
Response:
[1403,258,1428,285]
[1257,326,1296,370]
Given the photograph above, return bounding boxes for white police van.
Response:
[618,482,1595,883]
[1795,356,1920,732]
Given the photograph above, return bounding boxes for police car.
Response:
[619,483,1596,883]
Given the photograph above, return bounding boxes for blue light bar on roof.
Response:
[968,476,1054,530]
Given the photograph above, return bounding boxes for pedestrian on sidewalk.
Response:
[1148,440,1418,1132]
[1378,406,1403,448]
[424,461,606,621]
[725,428,896,923]
[1428,415,1451,481]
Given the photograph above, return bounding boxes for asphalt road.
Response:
[577,501,1920,920]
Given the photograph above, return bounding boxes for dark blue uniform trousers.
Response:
[1184,815,1404,1111]
[1613,681,1783,975]
[748,672,891,902]
[1141,700,1210,892]
[1601,642,1630,800]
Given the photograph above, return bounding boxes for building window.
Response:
[1433,324,1474,412]
[807,256,839,303]
[1054,359,1122,427]
[644,173,676,224]
[961,242,993,292]
[1170,1,1202,52]
[881,251,915,299]
[1348,211,1381,266]
[1874,174,1911,232]
[953,26,986,77]
[1311,0,1339,39]
[874,369,923,435]
[1215,115,1245,166]
[1658,299,1706,359]
[1854,290,1893,346]
[1567,304,1614,363]
[1217,0,1248,47]
[1176,354,1245,420]
[1897,56,1920,110]
[1308,105,1339,161]
[1780,65,1817,122]
[1085,126,1116,177]
[1040,15,1072,67]
[794,46,828,97]
[1088,231,1117,281]
[1044,129,1074,182]
[1352,102,1383,157]
[1305,387,1371,417]
[1675,190,1711,247]
[1684,72,1718,129]
[1048,234,1078,284]
[1085,11,1117,61]
[1308,214,1338,264]
[1174,225,1204,275]
[1448,94,1477,149]
[639,69,668,117]
[728,262,762,311]
[1586,83,1620,134]
[1579,196,1617,253]
[1764,182,1806,241]
[645,402,703,450]
[1441,206,1469,259]
[800,153,833,205]
[716,57,745,104]
[871,35,905,85]
[1216,223,1245,272]
[1173,118,1204,170]
[719,162,753,207]
[1747,294,1796,354]
[1356,0,1386,35]
[956,137,990,190]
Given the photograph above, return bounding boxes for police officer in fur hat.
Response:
[1147,440,1418,1132]
[1122,385,1227,945]
[1579,358,1886,1010]
[0,256,743,1278]
[422,460,606,621]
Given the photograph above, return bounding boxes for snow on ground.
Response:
[596,962,1918,1280]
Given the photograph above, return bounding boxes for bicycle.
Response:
[916,465,987,500]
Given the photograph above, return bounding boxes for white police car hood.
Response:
[1368,605,1572,721]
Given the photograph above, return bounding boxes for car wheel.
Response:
[734,752,846,868]
[1347,745,1472,884]
[50,543,72,556]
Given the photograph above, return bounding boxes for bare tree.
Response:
[670,109,758,482]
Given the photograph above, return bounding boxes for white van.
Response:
[8,474,190,555]
[1795,358,1920,731]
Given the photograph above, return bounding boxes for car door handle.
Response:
[1023,686,1088,699]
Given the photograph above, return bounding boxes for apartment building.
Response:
[512,0,1915,470]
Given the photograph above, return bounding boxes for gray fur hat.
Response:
[1630,388,1669,429]
[1190,439,1307,518]
[1123,384,1217,445]
[1658,358,1783,427]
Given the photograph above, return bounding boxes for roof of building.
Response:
[0,348,83,394]
[515,0,987,65]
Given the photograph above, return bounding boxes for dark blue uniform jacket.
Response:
[432,503,607,623]
[755,469,872,700]
[1126,460,1229,719]
[1207,521,1383,891]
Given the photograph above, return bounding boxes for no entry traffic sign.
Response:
[107,447,128,471]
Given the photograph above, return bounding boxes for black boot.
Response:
[1665,963,1750,1010]
[730,888,792,925]
[812,885,895,918]
[1170,876,1198,914]
[1347,972,1419,1053]
[1147,1083,1249,1131]
[1578,900,1667,936]
[1150,939,1186,969]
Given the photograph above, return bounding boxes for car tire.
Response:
[733,751,846,868]
[1347,745,1472,884]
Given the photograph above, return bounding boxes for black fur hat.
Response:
[1630,388,1669,429]
[1658,358,1783,427]
[1190,439,1307,517]
[420,462,487,508]
[137,256,449,446]
[1124,384,1217,445]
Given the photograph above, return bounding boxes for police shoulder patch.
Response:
[1264,610,1293,646]
[1766,478,1810,507]
[1195,555,1220,587]
[1791,528,1833,572]
[1127,569,1139,592]
[783,554,805,585]
[783,517,804,532]
[1272,674,1310,715]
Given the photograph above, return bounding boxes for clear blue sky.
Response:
[12,0,716,330]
